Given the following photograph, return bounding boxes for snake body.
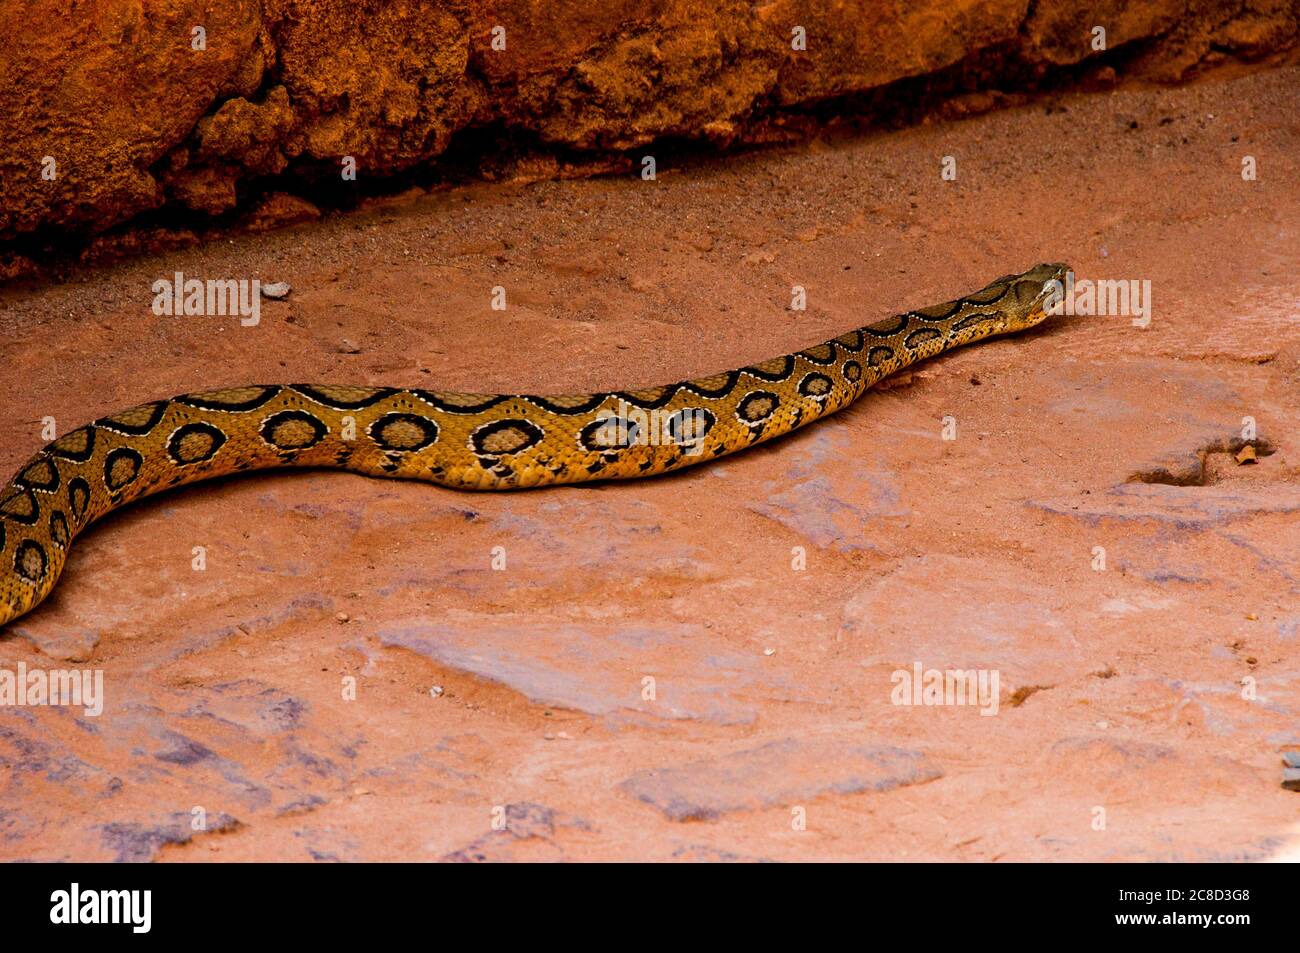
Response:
[0,264,1066,626]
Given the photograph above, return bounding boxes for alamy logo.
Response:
[1042,270,1152,327]
[0,662,103,716]
[151,271,261,326]
[50,883,151,933]
[891,662,1000,716]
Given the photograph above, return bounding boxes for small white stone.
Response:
[763,647,776,656]
[429,685,444,698]
[261,281,291,299]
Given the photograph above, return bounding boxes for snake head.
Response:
[1012,262,1071,330]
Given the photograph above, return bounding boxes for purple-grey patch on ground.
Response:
[748,426,907,550]
[5,623,100,662]
[180,679,309,734]
[160,594,336,662]
[1028,483,1300,530]
[98,811,241,863]
[619,738,942,821]
[379,620,763,724]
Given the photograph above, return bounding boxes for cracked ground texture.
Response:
[1,65,1298,861]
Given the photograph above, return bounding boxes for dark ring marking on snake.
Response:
[521,394,608,416]
[470,418,545,457]
[951,312,1000,333]
[864,313,910,337]
[0,488,40,525]
[963,281,1014,306]
[867,346,895,367]
[798,373,835,400]
[736,391,779,426]
[14,539,48,585]
[290,384,398,410]
[167,422,228,466]
[46,427,96,464]
[616,386,681,411]
[905,328,943,349]
[261,410,329,451]
[49,511,69,550]
[97,401,168,436]
[104,447,143,492]
[911,300,962,322]
[177,385,282,413]
[580,416,640,452]
[665,408,716,444]
[369,413,440,453]
[745,356,796,382]
[681,371,741,399]
[834,330,865,352]
[17,458,60,493]
[409,390,509,415]
[67,477,90,521]
[67,475,91,520]
[799,343,838,366]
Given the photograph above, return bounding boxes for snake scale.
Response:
[0,263,1066,626]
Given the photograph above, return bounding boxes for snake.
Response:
[0,263,1066,627]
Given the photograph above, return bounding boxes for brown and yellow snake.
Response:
[0,263,1066,626]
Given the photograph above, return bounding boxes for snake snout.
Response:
[1013,262,1071,326]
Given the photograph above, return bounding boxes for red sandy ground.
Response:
[1,66,1298,862]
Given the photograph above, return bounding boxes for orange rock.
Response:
[1,1,1298,249]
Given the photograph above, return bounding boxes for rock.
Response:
[260,280,292,300]
[98,812,242,863]
[168,164,240,216]
[243,193,320,232]
[440,802,584,862]
[2,1,1297,245]
[196,86,295,175]
[0,0,264,238]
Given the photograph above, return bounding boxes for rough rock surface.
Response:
[1,0,1297,249]
[1,67,1299,860]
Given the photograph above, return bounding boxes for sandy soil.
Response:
[1,66,1298,862]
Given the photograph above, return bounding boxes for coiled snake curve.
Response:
[0,263,1067,626]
